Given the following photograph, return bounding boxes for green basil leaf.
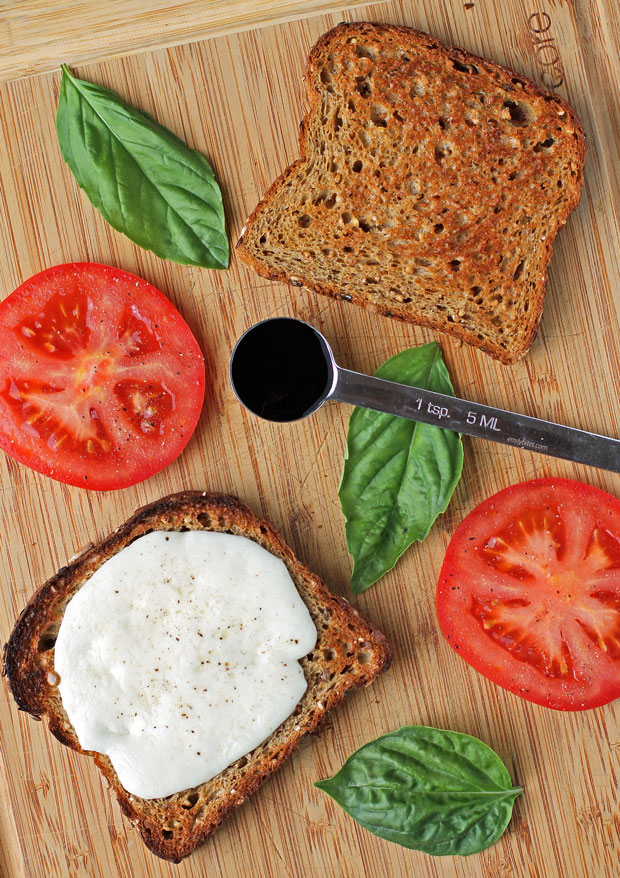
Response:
[339,343,463,592]
[315,725,522,856]
[56,65,228,269]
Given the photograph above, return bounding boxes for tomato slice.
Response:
[0,264,204,490]
[436,478,620,710]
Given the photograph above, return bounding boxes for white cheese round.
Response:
[54,530,317,799]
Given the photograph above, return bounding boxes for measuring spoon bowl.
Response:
[229,317,337,422]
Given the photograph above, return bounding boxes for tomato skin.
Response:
[0,263,205,490]
[436,478,620,711]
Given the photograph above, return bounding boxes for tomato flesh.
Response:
[436,478,620,710]
[0,264,204,490]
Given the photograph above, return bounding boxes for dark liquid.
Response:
[230,318,332,422]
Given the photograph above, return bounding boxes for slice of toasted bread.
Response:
[237,21,585,364]
[3,492,391,862]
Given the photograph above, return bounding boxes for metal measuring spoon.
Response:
[229,317,620,474]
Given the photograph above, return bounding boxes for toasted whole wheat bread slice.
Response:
[3,492,391,862]
[237,21,585,364]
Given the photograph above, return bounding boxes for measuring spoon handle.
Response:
[331,368,620,474]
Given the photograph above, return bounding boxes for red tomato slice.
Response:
[436,478,620,710]
[0,263,204,490]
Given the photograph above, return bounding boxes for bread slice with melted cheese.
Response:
[237,21,586,364]
[3,492,391,862]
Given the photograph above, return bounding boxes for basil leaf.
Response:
[339,343,463,593]
[56,65,228,269]
[315,726,522,856]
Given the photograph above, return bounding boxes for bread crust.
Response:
[237,21,586,364]
[3,492,391,862]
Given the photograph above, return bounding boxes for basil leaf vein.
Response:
[57,65,228,269]
[315,726,522,856]
[339,342,463,592]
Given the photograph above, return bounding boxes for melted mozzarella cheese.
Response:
[54,530,317,799]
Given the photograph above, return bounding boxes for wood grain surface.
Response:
[0,0,619,876]
[0,0,390,83]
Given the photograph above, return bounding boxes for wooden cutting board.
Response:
[0,0,619,876]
